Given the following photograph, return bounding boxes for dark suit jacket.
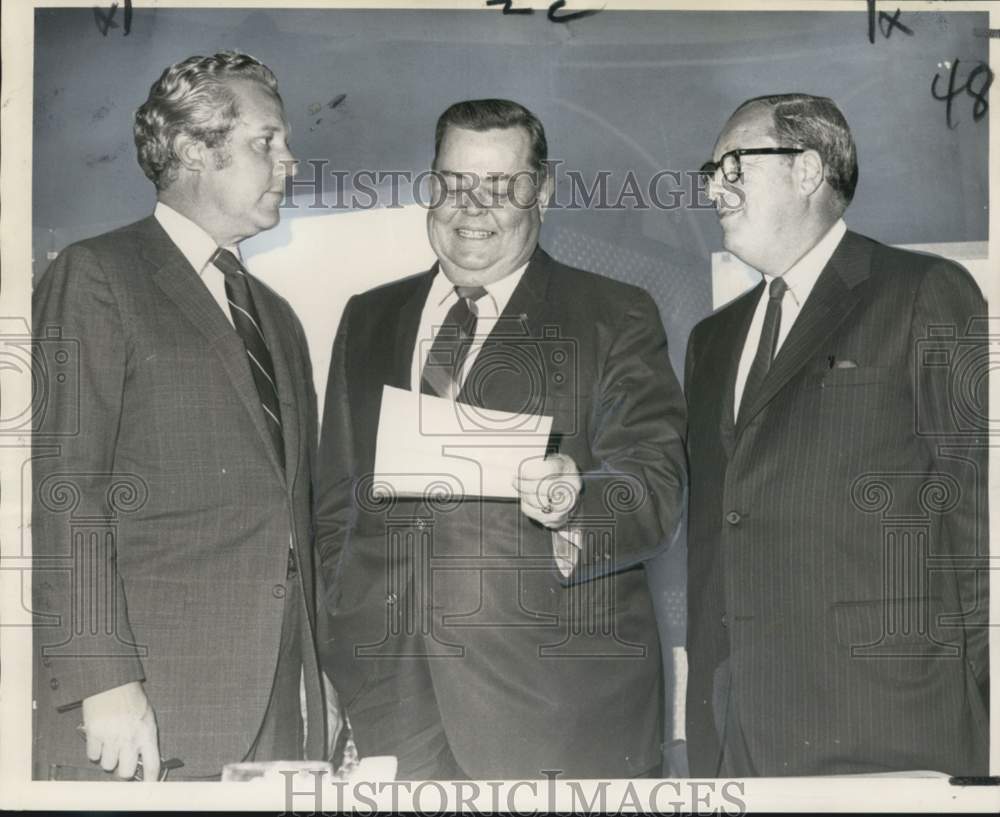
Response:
[32,216,326,778]
[315,247,687,779]
[685,230,989,776]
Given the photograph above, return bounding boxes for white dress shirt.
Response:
[410,263,527,391]
[154,201,240,329]
[410,262,579,575]
[733,218,847,420]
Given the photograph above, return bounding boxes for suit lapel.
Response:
[394,268,437,391]
[251,278,299,483]
[736,230,871,435]
[140,218,287,483]
[457,248,551,412]
[718,282,763,459]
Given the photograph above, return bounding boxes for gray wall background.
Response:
[32,6,990,775]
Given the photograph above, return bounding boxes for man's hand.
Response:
[514,453,582,529]
[81,680,160,781]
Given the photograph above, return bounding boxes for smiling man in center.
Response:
[315,98,688,779]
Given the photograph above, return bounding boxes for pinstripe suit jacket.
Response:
[32,216,326,777]
[684,230,989,776]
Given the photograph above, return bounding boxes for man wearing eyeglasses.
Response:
[315,98,687,779]
[684,93,989,777]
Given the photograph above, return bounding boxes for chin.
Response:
[256,211,281,231]
[720,225,748,258]
[445,249,493,271]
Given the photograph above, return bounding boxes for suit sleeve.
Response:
[911,261,989,704]
[561,290,688,585]
[32,245,145,708]
[314,297,357,608]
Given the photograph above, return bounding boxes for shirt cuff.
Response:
[552,528,583,577]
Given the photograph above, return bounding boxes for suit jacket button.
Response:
[386,593,398,605]
[272,585,286,599]
[49,678,59,690]
[41,657,52,668]
[725,511,742,526]
[721,613,728,628]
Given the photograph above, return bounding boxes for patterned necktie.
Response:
[210,248,285,468]
[738,276,788,425]
[420,285,489,399]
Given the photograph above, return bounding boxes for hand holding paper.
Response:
[513,453,581,529]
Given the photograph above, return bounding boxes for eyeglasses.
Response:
[700,148,805,183]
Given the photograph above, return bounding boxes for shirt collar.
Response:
[766,218,847,307]
[430,260,530,316]
[154,202,240,275]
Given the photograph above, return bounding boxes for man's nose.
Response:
[706,173,726,204]
[707,174,742,210]
[460,188,487,215]
[274,146,297,178]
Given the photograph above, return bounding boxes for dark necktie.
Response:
[738,276,788,425]
[420,285,489,399]
[210,248,285,468]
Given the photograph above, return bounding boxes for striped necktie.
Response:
[420,285,489,399]
[738,276,788,426]
[210,248,285,469]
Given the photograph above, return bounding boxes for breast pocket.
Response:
[819,366,889,389]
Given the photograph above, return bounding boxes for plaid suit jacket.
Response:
[32,216,326,777]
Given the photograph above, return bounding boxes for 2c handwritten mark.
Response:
[486,0,602,23]
[486,0,533,15]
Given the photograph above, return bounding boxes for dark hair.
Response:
[134,51,280,190]
[735,93,858,209]
[433,98,548,176]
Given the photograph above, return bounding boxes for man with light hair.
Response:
[33,51,326,780]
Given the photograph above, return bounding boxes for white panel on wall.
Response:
[243,204,436,416]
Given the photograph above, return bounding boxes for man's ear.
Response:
[798,149,825,198]
[537,171,555,221]
[173,133,207,174]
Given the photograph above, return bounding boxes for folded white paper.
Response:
[373,385,554,499]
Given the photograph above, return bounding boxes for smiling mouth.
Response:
[455,228,494,240]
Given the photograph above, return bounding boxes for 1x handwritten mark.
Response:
[867,0,912,43]
[931,59,993,129]
[93,0,132,36]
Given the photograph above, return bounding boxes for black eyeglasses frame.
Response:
[700,147,806,183]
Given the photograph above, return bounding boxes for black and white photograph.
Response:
[0,0,996,812]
